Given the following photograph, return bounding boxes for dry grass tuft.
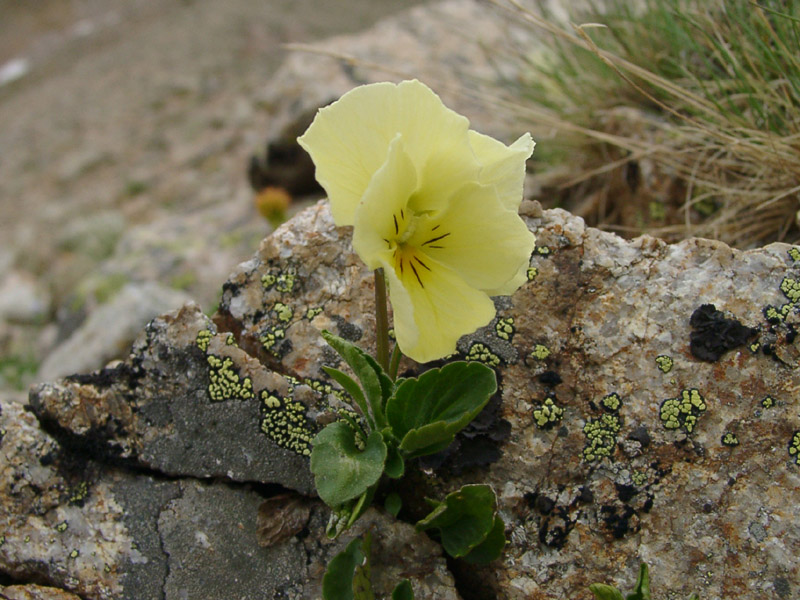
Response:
[489,0,800,247]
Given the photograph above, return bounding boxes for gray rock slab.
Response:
[29,303,316,494]
[37,282,192,381]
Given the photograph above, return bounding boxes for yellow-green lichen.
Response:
[273,302,294,322]
[196,329,212,352]
[260,390,313,456]
[762,395,776,409]
[207,355,254,401]
[24,535,30,543]
[225,333,238,347]
[304,377,347,402]
[529,344,551,360]
[789,247,800,262]
[495,317,515,341]
[527,267,539,281]
[721,432,740,447]
[465,342,501,367]
[68,481,89,505]
[582,413,621,462]
[631,470,648,487]
[69,549,79,559]
[535,245,552,257]
[601,392,622,412]
[660,388,706,433]
[260,326,285,354]
[261,267,298,293]
[780,277,800,303]
[789,431,800,464]
[655,354,673,373]
[533,396,564,429]
[749,341,760,353]
[305,307,323,320]
[56,521,68,533]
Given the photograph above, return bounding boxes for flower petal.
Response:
[298,80,478,225]
[383,257,496,364]
[352,135,417,271]
[409,182,536,295]
[469,131,534,211]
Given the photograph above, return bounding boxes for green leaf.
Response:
[384,443,405,479]
[461,514,506,564]
[391,579,414,600]
[384,492,402,517]
[322,537,364,600]
[588,584,625,600]
[311,422,387,507]
[323,366,373,429]
[322,330,392,428]
[626,563,650,600]
[687,595,700,600]
[386,362,496,458]
[415,484,497,558]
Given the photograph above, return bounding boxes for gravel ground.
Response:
[0,0,425,386]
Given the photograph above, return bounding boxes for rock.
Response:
[0,270,50,325]
[2,386,457,599]
[25,198,800,599]
[37,282,191,381]
[0,584,82,600]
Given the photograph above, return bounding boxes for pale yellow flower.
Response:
[298,80,535,363]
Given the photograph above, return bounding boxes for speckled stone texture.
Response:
[14,199,800,598]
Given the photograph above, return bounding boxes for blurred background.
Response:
[0,0,428,389]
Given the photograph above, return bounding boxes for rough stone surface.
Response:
[37,282,192,381]
[22,199,800,599]
[0,584,82,600]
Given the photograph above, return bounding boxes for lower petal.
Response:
[383,260,496,363]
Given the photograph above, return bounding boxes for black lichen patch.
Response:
[660,388,706,433]
[259,390,314,456]
[600,504,638,539]
[537,505,576,549]
[689,304,757,361]
[331,315,363,342]
[538,371,562,387]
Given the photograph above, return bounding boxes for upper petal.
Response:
[352,135,417,271]
[298,80,479,225]
[383,257,496,364]
[409,182,536,295]
[469,131,534,211]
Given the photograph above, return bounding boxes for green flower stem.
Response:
[374,268,390,373]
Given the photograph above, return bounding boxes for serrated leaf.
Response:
[322,330,391,427]
[626,563,650,600]
[391,579,414,600]
[588,584,625,600]
[311,422,386,507]
[323,366,373,429]
[386,362,496,458]
[461,514,506,564]
[415,484,497,558]
[323,537,365,600]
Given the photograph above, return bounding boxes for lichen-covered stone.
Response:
[215,200,800,599]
